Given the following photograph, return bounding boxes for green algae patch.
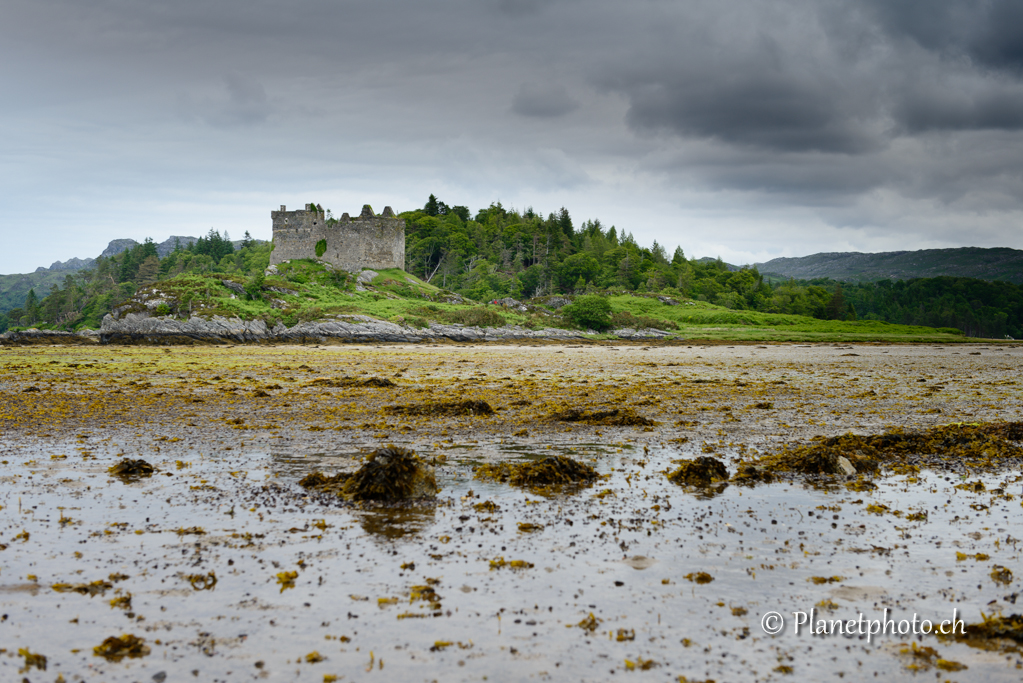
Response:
[473,455,599,490]
[299,445,438,501]
[666,456,729,486]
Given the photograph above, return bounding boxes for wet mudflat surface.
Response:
[1,342,1022,681]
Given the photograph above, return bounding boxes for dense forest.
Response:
[1,195,1019,339]
[816,278,1022,340]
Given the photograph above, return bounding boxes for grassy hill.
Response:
[757,247,1023,284]
[108,260,970,343]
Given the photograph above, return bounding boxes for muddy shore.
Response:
[1,342,1021,681]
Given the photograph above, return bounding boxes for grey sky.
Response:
[2,0,1021,273]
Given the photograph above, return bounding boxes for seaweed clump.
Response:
[757,422,1023,476]
[474,455,599,490]
[299,445,437,502]
[666,457,729,486]
[951,613,1023,652]
[731,463,775,486]
[385,400,494,416]
[306,376,396,388]
[93,634,150,661]
[549,407,654,426]
[297,471,352,496]
[107,459,154,479]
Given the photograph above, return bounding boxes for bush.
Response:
[244,273,265,300]
[315,239,327,258]
[155,303,171,316]
[562,295,612,331]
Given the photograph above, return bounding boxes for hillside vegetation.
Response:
[758,247,1023,285]
[0,196,1014,341]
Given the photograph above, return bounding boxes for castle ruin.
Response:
[269,204,405,272]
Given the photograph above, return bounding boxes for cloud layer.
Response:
[1,0,1022,272]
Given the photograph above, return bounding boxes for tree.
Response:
[555,253,600,292]
[825,284,847,320]
[425,194,440,216]
[23,289,39,322]
[136,255,160,285]
[558,207,573,237]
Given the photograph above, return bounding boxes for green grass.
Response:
[111,265,985,343]
[606,295,970,342]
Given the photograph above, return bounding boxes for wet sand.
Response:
[1,342,1021,681]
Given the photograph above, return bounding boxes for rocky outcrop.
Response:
[0,328,100,345]
[98,312,596,345]
[4,314,679,346]
[100,314,271,344]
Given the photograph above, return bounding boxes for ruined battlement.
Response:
[269,203,405,272]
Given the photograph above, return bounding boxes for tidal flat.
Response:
[1,341,1021,681]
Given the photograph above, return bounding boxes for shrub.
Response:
[562,295,612,331]
[154,303,171,316]
[244,273,265,300]
[315,239,327,258]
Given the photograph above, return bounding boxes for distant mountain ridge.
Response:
[755,247,1023,285]
[32,236,205,275]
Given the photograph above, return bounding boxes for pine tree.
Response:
[558,207,573,237]
[23,289,39,323]
[425,194,440,216]
[826,285,847,320]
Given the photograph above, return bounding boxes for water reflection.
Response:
[356,505,437,540]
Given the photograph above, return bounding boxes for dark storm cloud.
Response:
[864,0,1023,73]
[593,0,1023,154]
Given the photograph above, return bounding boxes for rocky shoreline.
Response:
[0,312,675,346]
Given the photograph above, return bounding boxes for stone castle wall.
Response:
[269,204,405,272]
